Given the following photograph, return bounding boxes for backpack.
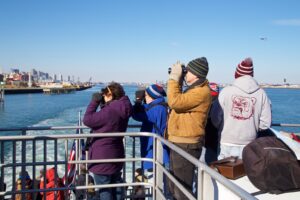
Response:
[242,136,300,194]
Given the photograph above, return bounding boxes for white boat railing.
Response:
[271,123,300,127]
[0,126,257,200]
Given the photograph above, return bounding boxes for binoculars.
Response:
[168,64,187,75]
[135,89,146,103]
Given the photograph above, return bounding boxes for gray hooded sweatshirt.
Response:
[217,75,272,145]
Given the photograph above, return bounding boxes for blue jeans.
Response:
[90,171,124,200]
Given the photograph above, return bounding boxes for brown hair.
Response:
[101,82,125,100]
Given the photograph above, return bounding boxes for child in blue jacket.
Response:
[132,84,169,185]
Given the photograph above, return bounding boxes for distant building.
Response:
[53,74,57,82]
[0,74,3,82]
[31,69,38,76]
[30,69,38,82]
[37,71,49,81]
[11,68,19,74]
[20,73,29,82]
[11,73,22,81]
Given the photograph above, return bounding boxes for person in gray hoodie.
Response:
[212,57,272,159]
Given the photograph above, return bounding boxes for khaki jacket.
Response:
[167,80,212,143]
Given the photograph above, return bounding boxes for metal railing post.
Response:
[54,139,58,199]
[0,141,5,199]
[64,140,68,186]
[32,139,37,199]
[64,139,68,200]
[197,166,203,200]
[123,136,126,183]
[85,149,89,199]
[43,139,47,200]
[153,135,157,200]
[12,141,16,200]
[77,110,82,175]
[21,131,27,200]
[271,123,300,127]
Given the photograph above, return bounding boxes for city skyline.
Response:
[1,1,300,84]
[0,67,82,83]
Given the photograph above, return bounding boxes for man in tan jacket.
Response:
[167,57,212,200]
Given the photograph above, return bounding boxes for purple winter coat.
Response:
[83,96,132,175]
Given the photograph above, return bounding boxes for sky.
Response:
[0,0,300,84]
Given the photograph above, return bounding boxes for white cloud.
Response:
[273,19,300,26]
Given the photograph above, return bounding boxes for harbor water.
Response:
[1,85,300,131]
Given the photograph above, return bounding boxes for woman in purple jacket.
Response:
[83,82,132,200]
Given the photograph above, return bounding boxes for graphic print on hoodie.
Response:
[231,95,256,120]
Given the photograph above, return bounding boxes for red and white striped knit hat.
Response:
[235,57,253,79]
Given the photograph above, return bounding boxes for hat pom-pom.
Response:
[242,57,253,67]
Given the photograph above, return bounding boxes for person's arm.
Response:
[132,103,148,122]
[167,80,209,112]
[83,100,111,129]
[210,99,223,129]
[259,92,272,130]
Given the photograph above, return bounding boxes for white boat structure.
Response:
[0,123,299,200]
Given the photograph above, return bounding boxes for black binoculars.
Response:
[135,89,146,103]
[168,64,187,75]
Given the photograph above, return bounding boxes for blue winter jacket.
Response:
[132,97,169,170]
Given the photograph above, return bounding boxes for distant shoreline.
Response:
[219,84,300,89]
[3,88,43,94]
[2,86,92,94]
[261,85,300,89]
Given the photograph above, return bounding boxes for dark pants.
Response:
[169,142,202,200]
[90,171,124,200]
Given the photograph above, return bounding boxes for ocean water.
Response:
[0,85,300,189]
[265,88,300,132]
[1,86,299,132]
[0,84,138,130]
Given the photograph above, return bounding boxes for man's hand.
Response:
[169,61,183,82]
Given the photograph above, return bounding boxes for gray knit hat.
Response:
[186,57,209,78]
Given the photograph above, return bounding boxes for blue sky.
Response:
[0,0,300,84]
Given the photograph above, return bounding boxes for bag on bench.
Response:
[242,136,300,194]
[210,156,245,180]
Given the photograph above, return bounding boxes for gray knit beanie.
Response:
[186,57,209,78]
